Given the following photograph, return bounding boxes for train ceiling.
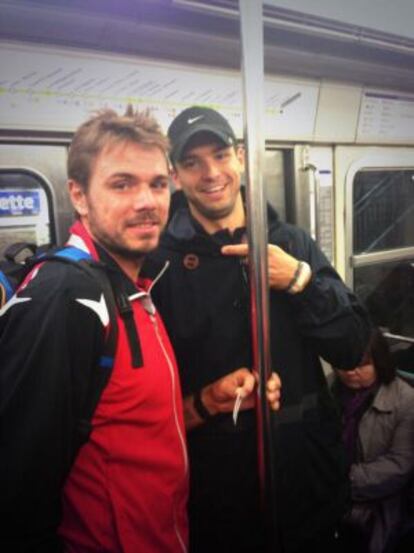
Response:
[1,0,414,91]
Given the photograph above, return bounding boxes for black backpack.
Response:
[0,241,143,447]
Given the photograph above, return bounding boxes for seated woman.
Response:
[331,329,414,553]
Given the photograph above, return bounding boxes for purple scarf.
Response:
[337,382,377,463]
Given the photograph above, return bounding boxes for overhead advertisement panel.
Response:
[357,89,414,143]
[0,43,319,140]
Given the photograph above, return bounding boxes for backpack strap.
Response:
[40,246,143,370]
[117,293,143,368]
[1,242,143,447]
[4,242,38,261]
[49,246,144,445]
[40,246,120,446]
[37,246,118,371]
[0,270,14,307]
[105,269,143,369]
[0,243,43,307]
[74,259,120,448]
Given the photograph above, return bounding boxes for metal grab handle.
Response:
[303,163,320,243]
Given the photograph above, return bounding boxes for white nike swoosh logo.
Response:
[76,294,109,327]
[187,115,204,125]
[0,295,31,317]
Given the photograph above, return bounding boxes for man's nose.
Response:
[202,160,220,179]
[132,186,157,210]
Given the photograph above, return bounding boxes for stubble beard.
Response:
[89,220,158,262]
[190,196,236,222]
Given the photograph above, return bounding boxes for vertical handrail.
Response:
[304,163,320,242]
[239,1,280,551]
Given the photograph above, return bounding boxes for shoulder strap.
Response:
[46,246,143,447]
[104,269,143,369]
[4,241,38,261]
[0,270,14,306]
[50,246,143,366]
[0,242,46,307]
[75,259,120,447]
[38,246,119,448]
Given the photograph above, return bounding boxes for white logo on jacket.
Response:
[0,295,31,317]
[76,293,109,327]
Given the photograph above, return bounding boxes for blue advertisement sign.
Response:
[0,190,41,216]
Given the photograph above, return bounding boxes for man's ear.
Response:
[171,169,182,190]
[236,146,245,171]
[68,179,88,217]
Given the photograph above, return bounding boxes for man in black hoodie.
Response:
[149,106,371,553]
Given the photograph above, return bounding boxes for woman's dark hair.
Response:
[365,329,396,384]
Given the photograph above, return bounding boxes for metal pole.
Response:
[238,1,280,551]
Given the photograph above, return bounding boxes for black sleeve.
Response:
[0,263,106,552]
[282,227,372,368]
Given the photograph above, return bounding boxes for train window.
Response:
[352,168,414,340]
[354,259,414,328]
[353,169,414,254]
[0,170,55,254]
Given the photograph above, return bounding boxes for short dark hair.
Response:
[68,105,169,191]
[365,328,396,384]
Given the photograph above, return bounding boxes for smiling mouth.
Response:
[127,214,160,225]
[201,183,226,195]
[126,220,160,232]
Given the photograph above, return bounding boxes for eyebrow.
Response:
[180,144,230,162]
[108,172,133,179]
[107,171,169,181]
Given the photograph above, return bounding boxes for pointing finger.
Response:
[221,244,249,257]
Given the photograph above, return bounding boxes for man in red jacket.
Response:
[1,107,188,553]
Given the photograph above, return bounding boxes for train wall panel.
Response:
[1,41,414,145]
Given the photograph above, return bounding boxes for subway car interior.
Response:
[1,1,414,344]
[1,1,414,552]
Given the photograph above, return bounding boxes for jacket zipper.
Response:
[150,312,188,553]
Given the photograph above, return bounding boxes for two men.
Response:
[149,106,371,553]
[0,108,188,552]
[1,101,367,553]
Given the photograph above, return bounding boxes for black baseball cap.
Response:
[168,106,237,164]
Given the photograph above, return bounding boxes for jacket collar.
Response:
[371,381,398,413]
[68,220,158,295]
[67,220,100,260]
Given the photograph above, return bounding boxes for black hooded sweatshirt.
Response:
[146,191,371,552]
